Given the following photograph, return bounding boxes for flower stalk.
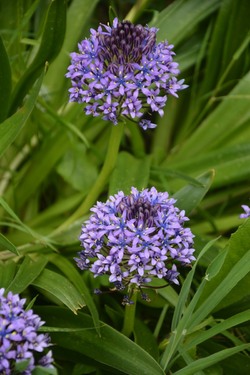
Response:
[56,122,124,232]
[122,289,138,337]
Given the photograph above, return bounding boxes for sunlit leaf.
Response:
[32,269,85,314]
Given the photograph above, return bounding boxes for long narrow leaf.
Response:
[190,250,250,329]
[154,0,221,46]
[184,309,250,350]
[9,0,66,114]
[0,71,44,158]
[0,36,11,121]
[173,344,250,375]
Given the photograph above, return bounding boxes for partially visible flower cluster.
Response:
[240,204,250,219]
[75,187,195,301]
[0,288,54,375]
[66,18,187,129]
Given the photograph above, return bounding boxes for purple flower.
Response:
[66,18,187,129]
[240,204,250,219]
[75,187,195,294]
[0,288,54,374]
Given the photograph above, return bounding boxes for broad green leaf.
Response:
[0,71,44,158]
[0,36,11,122]
[57,143,98,192]
[6,255,47,294]
[9,0,66,114]
[0,261,17,289]
[149,279,179,308]
[173,344,250,375]
[36,306,165,375]
[32,366,58,375]
[48,254,100,334]
[32,268,85,314]
[151,166,205,186]
[134,318,159,361]
[197,219,250,312]
[173,170,214,214]
[15,360,30,372]
[0,233,19,255]
[109,151,151,196]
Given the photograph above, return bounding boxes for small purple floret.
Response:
[240,204,250,219]
[75,187,195,291]
[66,18,187,128]
[0,288,54,374]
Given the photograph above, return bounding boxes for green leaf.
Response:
[0,260,17,289]
[189,249,250,329]
[6,255,47,294]
[173,344,250,375]
[160,239,220,370]
[134,318,159,361]
[183,309,250,350]
[32,268,85,314]
[173,71,250,160]
[109,152,151,196]
[37,306,165,375]
[14,130,70,210]
[173,170,214,214]
[0,71,44,158]
[197,219,250,312]
[166,143,250,189]
[57,143,98,192]
[0,196,55,249]
[201,0,250,95]
[154,0,221,45]
[48,254,100,334]
[9,0,66,114]
[0,233,19,255]
[32,366,58,375]
[44,0,99,106]
[0,36,11,122]
[15,360,30,372]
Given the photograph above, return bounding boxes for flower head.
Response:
[66,18,187,129]
[0,288,54,375]
[240,204,250,219]
[75,187,195,295]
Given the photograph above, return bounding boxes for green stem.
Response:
[54,123,124,233]
[122,290,137,337]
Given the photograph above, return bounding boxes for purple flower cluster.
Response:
[0,288,54,375]
[75,187,195,294]
[240,204,250,219]
[66,18,187,129]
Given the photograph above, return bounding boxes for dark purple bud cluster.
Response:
[0,288,54,375]
[66,18,187,129]
[75,187,195,292]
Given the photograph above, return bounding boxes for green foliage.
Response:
[0,0,250,373]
